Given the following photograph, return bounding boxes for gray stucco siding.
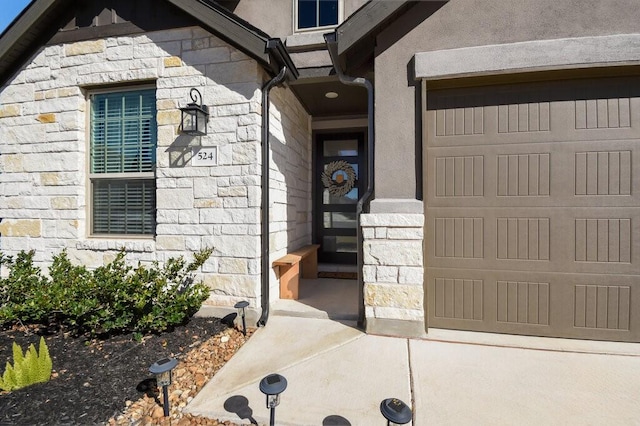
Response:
[373,0,640,201]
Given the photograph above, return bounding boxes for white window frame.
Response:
[293,0,343,33]
[86,84,157,239]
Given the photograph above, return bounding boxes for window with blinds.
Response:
[90,89,157,236]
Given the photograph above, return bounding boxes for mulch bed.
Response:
[0,317,248,426]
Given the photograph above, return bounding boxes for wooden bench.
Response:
[272,244,320,300]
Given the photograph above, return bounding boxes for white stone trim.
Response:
[369,198,423,214]
[415,34,640,80]
[286,31,327,49]
[360,213,423,227]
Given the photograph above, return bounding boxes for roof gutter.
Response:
[324,31,374,328]
[257,38,297,327]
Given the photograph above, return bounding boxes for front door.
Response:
[315,132,366,264]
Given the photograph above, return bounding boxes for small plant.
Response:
[0,337,52,391]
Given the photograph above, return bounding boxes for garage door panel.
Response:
[428,141,640,209]
[567,273,638,341]
[427,207,639,275]
[425,77,640,342]
[427,269,640,341]
[428,78,640,148]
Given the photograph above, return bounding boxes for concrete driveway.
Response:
[186,316,640,425]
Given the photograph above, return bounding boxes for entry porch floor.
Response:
[271,276,359,322]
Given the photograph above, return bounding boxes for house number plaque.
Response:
[191,147,217,166]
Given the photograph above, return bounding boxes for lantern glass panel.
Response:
[266,393,280,408]
[156,370,172,386]
[197,111,206,134]
[181,109,196,134]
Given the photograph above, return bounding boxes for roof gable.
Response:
[0,0,296,87]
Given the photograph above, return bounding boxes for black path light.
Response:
[380,398,412,425]
[259,373,287,426]
[149,357,178,417]
[234,300,250,336]
[180,88,209,136]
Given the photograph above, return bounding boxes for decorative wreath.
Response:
[321,160,357,197]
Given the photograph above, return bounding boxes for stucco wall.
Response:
[374,0,640,200]
[0,26,311,313]
[230,0,367,40]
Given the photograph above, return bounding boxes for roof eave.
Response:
[335,0,450,57]
[167,0,271,65]
[0,0,299,87]
[335,0,411,56]
[0,0,57,65]
[266,38,299,81]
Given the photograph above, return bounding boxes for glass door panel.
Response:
[315,132,365,264]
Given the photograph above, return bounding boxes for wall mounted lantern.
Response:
[149,357,178,417]
[180,88,209,136]
[380,398,412,425]
[259,373,287,426]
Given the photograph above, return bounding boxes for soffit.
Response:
[289,77,369,117]
[0,0,71,86]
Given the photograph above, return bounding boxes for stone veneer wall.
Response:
[0,26,310,313]
[266,85,313,300]
[362,212,426,337]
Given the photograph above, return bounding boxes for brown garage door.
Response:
[425,77,640,342]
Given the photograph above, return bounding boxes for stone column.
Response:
[362,199,425,338]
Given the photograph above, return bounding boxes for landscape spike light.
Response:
[259,373,287,426]
[234,300,250,336]
[380,398,412,425]
[149,357,178,417]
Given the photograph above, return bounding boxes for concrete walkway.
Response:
[185,316,640,425]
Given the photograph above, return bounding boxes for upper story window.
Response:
[296,0,340,31]
[89,88,157,236]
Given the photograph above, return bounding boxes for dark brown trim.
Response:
[335,0,449,59]
[49,22,146,44]
[0,0,57,58]
[336,1,409,55]
[0,0,74,85]
[266,38,299,80]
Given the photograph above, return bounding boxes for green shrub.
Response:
[0,251,50,325]
[0,337,52,392]
[0,248,212,337]
[46,250,93,329]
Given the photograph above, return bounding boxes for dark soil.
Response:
[0,318,227,426]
